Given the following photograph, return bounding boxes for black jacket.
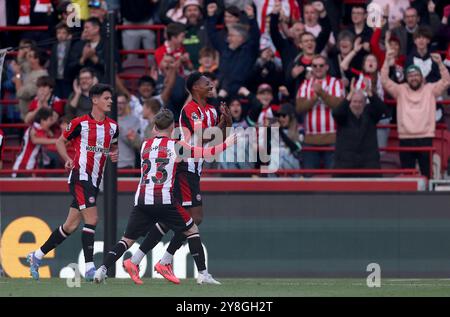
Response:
[67,39,106,82]
[206,15,260,97]
[332,95,387,169]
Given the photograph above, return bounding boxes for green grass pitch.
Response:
[2,278,450,297]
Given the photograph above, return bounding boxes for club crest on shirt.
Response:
[191,112,200,121]
[66,122,72,132]
[196,194,202,201]
[89,196,95,204]
[109,128,115,136]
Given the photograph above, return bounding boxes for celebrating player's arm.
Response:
[176,132,237,160]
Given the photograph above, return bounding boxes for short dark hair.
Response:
[19,38,36,48]
[34,107,54,123]
[154,108,174,130]
[143,98,162,114]
[85,16,102,28]
[166,22,186,40]
[55,21,70,32]
[29,47,48,66]
[37,76,55,89]
[225,6,241,18]
[185,71,203,94]
[413,25,433,40]
[79,67,95,78]
[89,83,113,99]
[199,46,217,59]
[138,75,156,87]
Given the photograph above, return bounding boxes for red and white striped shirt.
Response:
[63,114,119,188]
[12,123,47,176]
[297,76,344,135]
[179,100,219,176]
[134,136,226,206]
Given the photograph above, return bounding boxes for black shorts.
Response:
[124,204,194,240]
[174,171,202,208]
[69,175,99,211]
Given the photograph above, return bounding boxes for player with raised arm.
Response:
[123,72,232,285]
[93,109,235,284]
[27,84,119,281]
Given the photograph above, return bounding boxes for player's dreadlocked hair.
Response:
[154,108,174,130]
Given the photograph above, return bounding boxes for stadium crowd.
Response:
[0,0,449,178]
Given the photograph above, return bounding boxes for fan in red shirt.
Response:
[27,84,119,282]
[24,76,65,125]
[12,108,57,177]
[154,22,193,75]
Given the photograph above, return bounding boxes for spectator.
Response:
[182,0,209,69]
[381,50,450,178]
[12,107,57,177]
[405,26,440,83]
[332,79,388,174]
[238,84,278,127]
[161,0,187,24]
[88,0,108,23]
[248,43,283,95]
[338,34,366,85]
[24,76,65,125]
[129,76,157,131]
[347,4,372,52]
[141,98,162,139]
[66,68,97,118]
[155,55,186,120]
[48,22,73,99]
[11,39,35,80]
[219,98,256,172]
[206,4,260,97]
[370,28,406,83]
[303,1,334,52]
[117,94,141,169]
[68,17,106,82]
[266,103,302,174]
[154,22,193,74]
[296,55,345,170]
[13,47,49,120]
[198,46,219,75]
[391,7,420,56]
[283,3,332,96]
[206,4,241,49]
[120,0,157,61]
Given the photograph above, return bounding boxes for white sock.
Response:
[160,252,173,265]
[85,262,95,271]
[131,249,146,265]
[34,249,45,260]
[199,269,208,275]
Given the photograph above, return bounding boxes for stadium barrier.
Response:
[4,177,450,279]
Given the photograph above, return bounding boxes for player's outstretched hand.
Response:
[65,159,74,170]
[225,133,238,148]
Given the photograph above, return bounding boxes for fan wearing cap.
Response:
[182,0,209,69]
[381,48,450,178]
